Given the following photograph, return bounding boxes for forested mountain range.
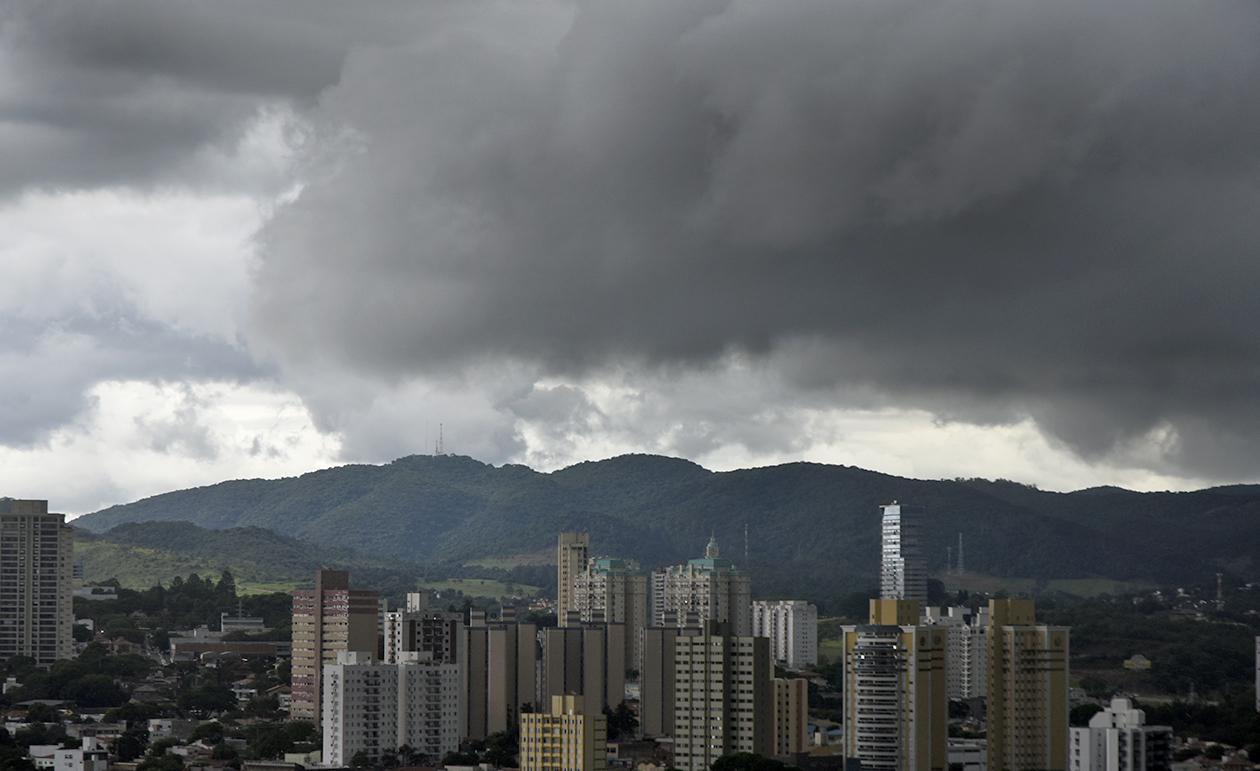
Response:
[73,454,1260,602]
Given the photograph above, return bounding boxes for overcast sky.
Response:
[3,0,1259,515]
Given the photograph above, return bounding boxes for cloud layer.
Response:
[3,0,1260,510]
[250,0,1260,478]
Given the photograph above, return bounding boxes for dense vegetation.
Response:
[75,454,1260,603]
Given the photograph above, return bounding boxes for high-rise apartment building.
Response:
[384,592,462,664]
[880,503,926,602]
[0,499,73,667]
[290,569,379,727]
[572,557,647,670]
[1069,698,1171,771]
[520,694,608,771]
[752,600,818,669]
[640,626,697,738]
[557,532,590,628]
[922,606,989,700]
[987,599,1069,771]
[459,615,539,740]
[322,651,461,766]
[772,678,809,757]
[673,622,772,771]
[542,624,626,719]
[840,600,947,771]
[652,537,752,635]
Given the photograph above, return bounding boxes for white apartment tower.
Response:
[880,503,926,603]
[673,622,772,771]
[557,532,591,627]
[1069,698,1172,771]
[751,600,818,669]
[322,651,461,766]
[922,606,989,700]
[0,499,73,666]
[652,536,752,635]
[572,557,647,669]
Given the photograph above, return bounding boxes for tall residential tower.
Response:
[0,499,73,666]
[290,569,380,727]
[880,503,926,602]
[652,537,751,635]
[556,532,590,627]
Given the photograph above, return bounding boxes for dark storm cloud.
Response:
[0,0,435,194]
[249,0,1260,479]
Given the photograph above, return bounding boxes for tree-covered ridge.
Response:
[73,454,1260,600]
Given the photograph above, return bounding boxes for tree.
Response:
[22,704,59,723]
[350,751,373,768]
[191,722,225,744]
[711,753,800,771]
[62,674,128,708]
[1070,703,1103,726]
[606,702,638,740]
[113,729,150,763]
[1079,675,1111,701]
[137,755,183,771]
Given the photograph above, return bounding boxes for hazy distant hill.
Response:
[73,521,425,593]
[73,454,1260,601]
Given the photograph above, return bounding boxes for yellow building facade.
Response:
[986,599,1069,771]
[520,694,607,771]
[840,600,947,771]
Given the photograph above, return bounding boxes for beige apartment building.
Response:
[290,569,380,726]
[987,599,1069,771]
[542,623,626,719]
[572,557,647,669]
[520,694,607,771]
[772,677,810,757]
[840,599,948,771]
[460,614,539,740]
[673,621,772,771]
[556,532,590,627]
[640,625,698,738]
[0,499,73,666]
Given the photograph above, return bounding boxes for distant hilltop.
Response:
[71,453,1260,600]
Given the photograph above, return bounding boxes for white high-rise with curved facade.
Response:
[880,503,926,603]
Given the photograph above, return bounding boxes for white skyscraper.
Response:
[652,536,752,635]
[1069,698,1172,771]
[751,600,818,669]
[880,503,926,603]
[322,651,461,766]
[922,606,988,700]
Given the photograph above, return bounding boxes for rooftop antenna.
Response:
[947,546,953,575]
[436,422,445,456]
[957,532,965,575]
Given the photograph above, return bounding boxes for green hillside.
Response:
[73,454,1260,602]
[75,522,421,594]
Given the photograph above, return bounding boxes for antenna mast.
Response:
[957,532,964,574]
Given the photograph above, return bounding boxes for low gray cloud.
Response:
[247,0,1260,479]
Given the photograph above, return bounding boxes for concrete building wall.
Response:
[772,678,809,757]
[673,623,772,771]
[987,599,1069,771]
[557,533,590,628]
[752,601,818,669]
[0,499,73,667]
